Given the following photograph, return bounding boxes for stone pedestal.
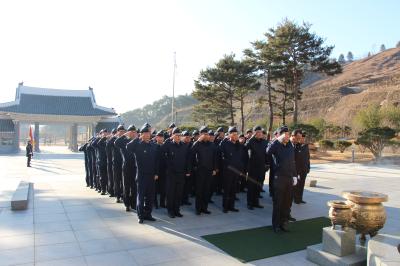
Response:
[323,227,356,257]
[307,227,367,266]
[367,232,400,266]
[308,180,317,187]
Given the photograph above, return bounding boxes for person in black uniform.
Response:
[245,129,253,141]
[106,129,117,197]
[111,125,126,203]
[115,125,138,212]
[85,137,96,188]
[214,127,225,195]
[26,140,33,167]
[127,123,160,224]
[293,131,310,204]
[154,130,166,209]
[268,129,280,197]
[78,141,90,187]
[92,130,109,194]
[162,127,192,218]
[191,126,217,215]
[245,126,269,210]
[267,126,298,233]
[90,134,100,191]
[219,126,248,213]
[181,130,193,206]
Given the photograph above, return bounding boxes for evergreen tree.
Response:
[347,51,354,62]
[380,44,386,52]
[265,19,342,124]
[338,54,346,64]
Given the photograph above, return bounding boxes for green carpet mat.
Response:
[202,216,331,263]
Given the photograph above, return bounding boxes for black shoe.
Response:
[175,212,183,218]
[261,189,266,192]
[254,204,264,209]
[183,201,192,206]
[168,213,175,218]
[109,194,115,198]
[160,204,166,208]
[131,206,136,211]
[234,197,239,201]
[209,200,214,204]
[196,210,201,215]
[101,192,107,195]
[145,216,156,222]
[300,200,307,204]
[223,209,228,213]
[202,210,211,214]
[229,208,239,212]
[86,184,90,187]
[138,218,144,224]
[258,195,263,199]
[247,205,254,210]
[288,216,297,222]
[279,224,290,232]
[294,201,301,204]
[125,207,130,212]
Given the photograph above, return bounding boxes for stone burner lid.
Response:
[342,191,388,204]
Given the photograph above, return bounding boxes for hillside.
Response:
[300,47,400,125]
[120,94,197,129]
[120,47,400,130]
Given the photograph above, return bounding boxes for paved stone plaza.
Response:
[0,147,399,266]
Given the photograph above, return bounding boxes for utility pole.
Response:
[171,52,177,124]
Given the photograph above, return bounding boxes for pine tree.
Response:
[338,54,346,64]
[347,51,354,62]
[380,44,386,52]
[265,19,342,124]
[396,41,400,48]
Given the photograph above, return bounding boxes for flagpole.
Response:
[171,52,176,124]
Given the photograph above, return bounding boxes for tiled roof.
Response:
[0,94,115,116]
[0,85,116,117]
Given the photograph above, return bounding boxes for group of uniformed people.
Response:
[79,122,310,232]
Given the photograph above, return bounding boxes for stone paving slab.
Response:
[0,147,399,265]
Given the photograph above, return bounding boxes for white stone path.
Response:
[0,146,399,266]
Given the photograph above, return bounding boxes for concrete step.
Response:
[11,181,33,211]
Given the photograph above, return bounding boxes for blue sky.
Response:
[0,0,398,113]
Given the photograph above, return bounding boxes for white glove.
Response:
[292,177,298,186]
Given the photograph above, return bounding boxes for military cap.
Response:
[168,123,176,129]
[117,125,126,131]
[111,128,117,134]
[156,130,164,137]
[246,128,253,133]
[279,125,289,134]
[199,126,209,133]
[140,123,151,133]
[216,127,224,133]
[239,134,245,138]
[172,127,181,134]
[208,130,214,136]
[127,124,136,131]
[228,126,238,133]
[192,130,199,136]
[152,129,157,135]
[253,125,262,131]
[182,130,190,136]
